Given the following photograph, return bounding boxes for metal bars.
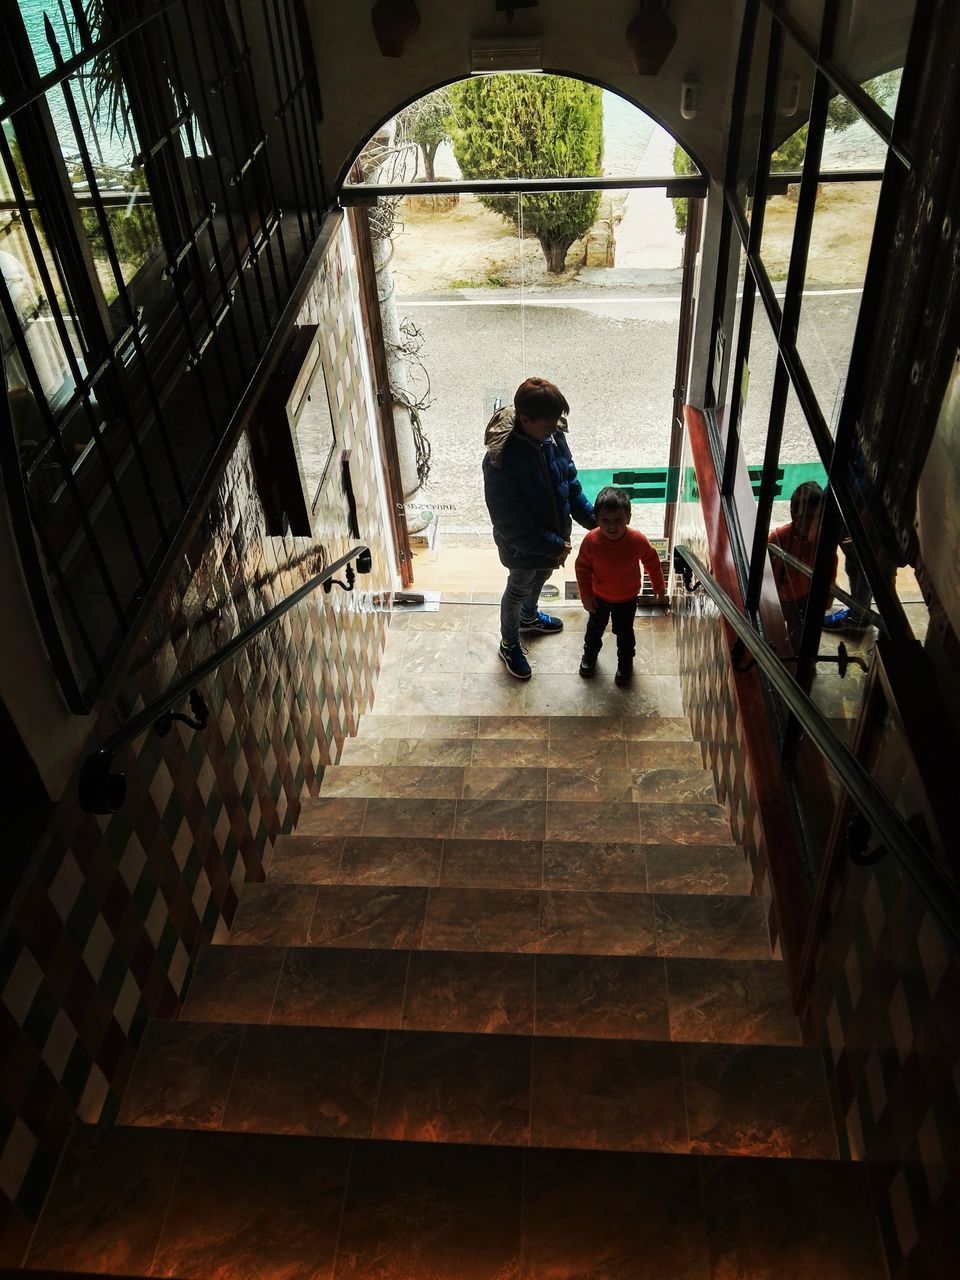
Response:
[0,0,324,709]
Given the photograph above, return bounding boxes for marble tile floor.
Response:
[181,945,801,1046]
[26,604,886,1278]
[116,1019,835,1159]
[28,1133,887,1279]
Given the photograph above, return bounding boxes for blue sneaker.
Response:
[498,642,532,680]
[519,610,563,634]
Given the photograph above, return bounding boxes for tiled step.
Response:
[265,835,752,895]
[182,945,800,1046]
[295,795,732,845]
[318,762,717,804]
[28,1130,887,1280]
[355,712,694,741]
[340,734,704,768]
[116,1021,834,1159]
[227,882,772,958]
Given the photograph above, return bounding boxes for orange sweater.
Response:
[575,528,666,603]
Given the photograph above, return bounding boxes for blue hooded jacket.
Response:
[482,406,596,569]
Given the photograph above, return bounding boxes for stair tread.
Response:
[182,943,799,1045]
[227,882,773,958]
[318,762,718,804]
[356,712,694,741]
[117,1020,834,1160]
[264,835,751,894]
[28,1128,887,1280]
[340,736,704,768]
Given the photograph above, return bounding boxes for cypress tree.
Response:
[448,74,603,274]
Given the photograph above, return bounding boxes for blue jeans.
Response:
[500,566,552,648]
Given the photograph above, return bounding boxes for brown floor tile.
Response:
[339,835,443,886]
[539,890,657,955]
[700,1157,886,1279]
[631,768,716,804]
[394,738,475,766]
[361,796,458,838]
[645,845,752,895]
[640,804,731,844]
[665,957,799,1045]
[530,1037,687,1152]
[453,798,547,840]
[27,1127,187,1275]
[402,950,536,1034]
[320,764,383,798]
[535,954,669,1039]
[471,738,549,766]
[547,739,629,768]
[340,737,400,764]
[423,887,541,952]
[267,836,344,884]
[654,894,772,960]
[620,716,692,740]
[440,838,542,888]
[545,800,639,843]
[549,715,623,740]
[272,947,409,1028]
[336,1141,522,1279]
[222,1025,385,1138]
[374,1031,531,1145]
[229,883,318,946]
[181,945,284,1023]
[151,1131,349,1280]
[626,740,703,769]
[378,765,465,799]
[308,885,427,949]
[295,797,367,836]
[461,766,548,800]
[405,714,480,738]
[546,767,635,802]
[477,714,550,739]
[684,1044,837,1158]
[541,840,647,892]
[521,1149,709,1280]
[117,1021,243,1129]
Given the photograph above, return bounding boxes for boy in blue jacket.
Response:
[483,377,596,680]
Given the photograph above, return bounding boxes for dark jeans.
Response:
[500,565,553,648]
[583,595,637,663]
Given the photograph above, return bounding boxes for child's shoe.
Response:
[498,642,532,680]
[579,653,597,678]
[614,661,633,686]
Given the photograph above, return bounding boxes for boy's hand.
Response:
[557,541,572,567]
[581,593,597,614]
[652,592,667,605]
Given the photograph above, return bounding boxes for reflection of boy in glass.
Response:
[768,481,837,651]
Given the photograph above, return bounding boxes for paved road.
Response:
[397,285,861,541]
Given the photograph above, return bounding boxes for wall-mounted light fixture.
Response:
[625,0,677,76]
[680,75,698,120]
[371,0,421,58]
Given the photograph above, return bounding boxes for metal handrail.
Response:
[674,542,960,945]
[78,544,371,813]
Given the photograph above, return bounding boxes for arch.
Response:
[335,69,708,193]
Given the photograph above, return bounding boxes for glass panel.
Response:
[795,178,881,430]
[733,3,774,225]
[733,289,781,476]
[821,91,889,171]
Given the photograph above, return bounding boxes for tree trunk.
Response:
[541,236,574,274]
[422,143,439,182]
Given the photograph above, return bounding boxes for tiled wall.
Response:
[673,433,959,1279]
[805,718,960,1280]
[0,214,393,1259]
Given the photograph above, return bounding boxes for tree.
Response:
[671,144,695,234]
[771,76,901,174]
[448,74,603,274]
[397,87,452,182]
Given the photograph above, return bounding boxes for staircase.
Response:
[25,606,887,1277]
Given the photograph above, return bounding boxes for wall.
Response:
[0,214,394,1260]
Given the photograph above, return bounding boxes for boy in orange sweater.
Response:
[575,486,667,685]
